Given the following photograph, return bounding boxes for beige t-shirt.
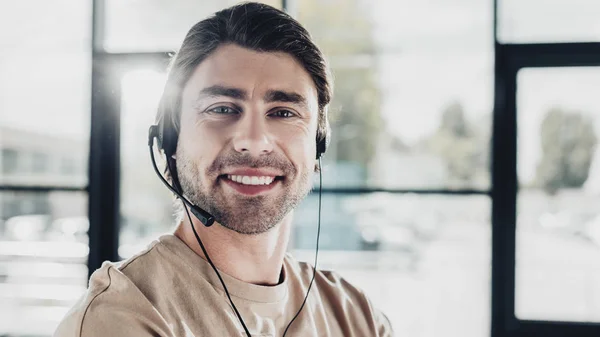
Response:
[54,234,393,337]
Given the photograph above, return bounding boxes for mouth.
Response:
[219,174,285,196]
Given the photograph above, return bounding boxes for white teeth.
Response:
[226,175,276,186]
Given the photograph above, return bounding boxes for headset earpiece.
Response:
[316,134,327,159]
[152,112,179,159]
[315,117,331,159]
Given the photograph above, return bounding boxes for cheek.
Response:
[278,131,316,170]
[179,119,226,168]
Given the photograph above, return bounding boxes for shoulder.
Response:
[285,253,367,304]
[284,254,394,336]
[54,241,173,337]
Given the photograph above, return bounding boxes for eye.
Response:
[208,106,239,115]
[270,109,296,118]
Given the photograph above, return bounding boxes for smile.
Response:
[226,174,275,185]
[221,174,283,196]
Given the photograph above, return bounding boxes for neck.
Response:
[174,210,292,286]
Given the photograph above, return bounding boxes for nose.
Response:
[232,113,274,156]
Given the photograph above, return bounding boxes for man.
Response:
[55,2,393,336]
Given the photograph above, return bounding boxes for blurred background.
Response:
[1,0,600,336]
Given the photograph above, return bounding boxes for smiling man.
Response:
[55,2,392,337]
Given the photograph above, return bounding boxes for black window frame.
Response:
[491,0,600,335]
[492,41,600,337]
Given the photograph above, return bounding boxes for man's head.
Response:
[155,2,332,234]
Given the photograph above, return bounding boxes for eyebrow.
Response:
[263,89,309,110]
[197,85,310,110]
[198,85,247,100]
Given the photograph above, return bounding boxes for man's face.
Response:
[176,44,319,235]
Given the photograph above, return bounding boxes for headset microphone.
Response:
[148,125,215,227]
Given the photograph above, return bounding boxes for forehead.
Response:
[182,44,318,105]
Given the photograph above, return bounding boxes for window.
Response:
[0,191,88,336]
[297,0,493,190]
[293,193,491,336]
[0,1,91,336]
[0,0,91,186]
[516,67,600,322]
[119,69,174,255]
[498,0,600,43]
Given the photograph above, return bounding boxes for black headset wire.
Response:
[181,199,254,337]
[149,145,252,337]
[149,140,323,337]
[282,157,322,337]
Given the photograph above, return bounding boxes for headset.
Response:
[148,110,329,337]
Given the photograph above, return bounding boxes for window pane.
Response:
[297,0,493,189]
[499,0,600,43]
[0,128,88,187]
[0,191,88,336]
[102,0,282,52]
[516,67,600,322]
[0,1,90,187]
[119,69,174,258]
[292,193,490,337]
